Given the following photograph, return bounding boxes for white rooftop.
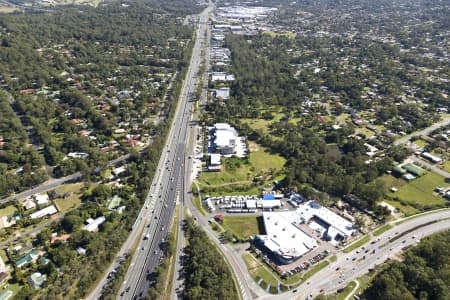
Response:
[83,216,106,232]
[215,130,236,148]
[296,201,355,238]
[210,153,221,165]
[30,205,57,219]
[260,211,317,260]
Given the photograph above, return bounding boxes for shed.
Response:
[263,194,275,201]
[404,164,426,176]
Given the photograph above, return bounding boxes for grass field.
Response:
[383,199,420,216]
[222,216,264,240]
[243,253,279,287]
[343,235,371,253]
[387,172,447,206]
[55,196,81,213]
[241,118,272,134]
[379,174,408,190]
[0,205,17,217]
[242,253,290,294]
[198,160,251,186]
[54,183,84,212]
[249,142,286,175]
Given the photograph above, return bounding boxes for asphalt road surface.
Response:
[0,154,130,205]
[89,3,214,300]
[393,117,450,146]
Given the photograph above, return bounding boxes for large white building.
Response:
[255,211,317,264]
[296,201,356,241]
[211,123,237,155]
[255,201,356,264]
[211,72,235,82]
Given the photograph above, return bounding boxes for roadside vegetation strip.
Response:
[329,255,337,262]
[162,205,180,300]
[242,253,289,294]
[394,207,450,225]
[373,224,393,236]
[183,218,241,300]
[343,235,371,253]
[338,280,357,300]
[300,260,330,283]
[97,254,131,299]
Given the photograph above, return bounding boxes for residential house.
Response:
[83,216,106,232]
[14,249,39,268]
[27,272,47,289]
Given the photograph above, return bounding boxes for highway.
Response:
[89,3,214,300]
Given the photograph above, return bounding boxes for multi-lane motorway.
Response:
[90,3,214,300]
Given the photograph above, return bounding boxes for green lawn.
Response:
[198,160,251,186]
[192,196,207,216]
[55,196,81,213]
[440,161,450,173]
[387,172,447,206]
[249,142,286,175]
[0,205,17,217]
[263,31,297,39]
[343,235,371,253]
[413,139,428,149]
[355,127,375,138]
[242,253,289,294]
[379,174,408,190]
[241,118,272,134]
[301,260,330,282]
[336,280,357,300]
[55,183,84,195]
[383,199,420,216]
[54,183,84,212]
[222,216,264,240]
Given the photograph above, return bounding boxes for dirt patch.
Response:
[248,141,259,152]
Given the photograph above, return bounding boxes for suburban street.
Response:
[0,154,130,205]
[394,117,450,146]
[410,155,450,178]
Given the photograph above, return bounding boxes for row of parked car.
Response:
[284,250,329,278]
